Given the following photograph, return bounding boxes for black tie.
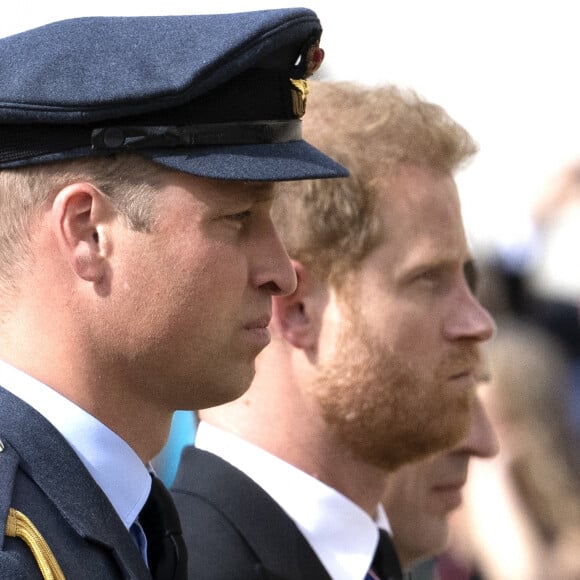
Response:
[139,475,188,580]
[371,529,403,580]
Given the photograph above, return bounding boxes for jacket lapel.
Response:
[173,447,332,580]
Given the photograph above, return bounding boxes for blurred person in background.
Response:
[383,389,498,580]
[480,158,580,432]
[439,318,580,580]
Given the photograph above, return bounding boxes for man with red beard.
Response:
[172,81,495,580]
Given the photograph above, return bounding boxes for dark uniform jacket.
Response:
[0,386,152,579]
[172,446,333,580]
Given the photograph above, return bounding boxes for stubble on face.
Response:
[311,303,478,471]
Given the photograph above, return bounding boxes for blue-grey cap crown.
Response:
[0,9,348,181]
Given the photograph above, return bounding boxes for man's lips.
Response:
[243,315,272,349]
[244,314,271,330]
[430,479,467,511]
[445,348,481,383]
[429,461,469,512]
[432,476,467,492]
[448,370,477,388]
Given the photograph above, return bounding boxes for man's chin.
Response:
[342,409,471,472]
[183,366,256,411]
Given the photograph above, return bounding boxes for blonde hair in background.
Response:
[485,318,580,542]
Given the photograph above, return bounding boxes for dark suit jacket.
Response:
[172,446,333,580]
[0,386,152,579]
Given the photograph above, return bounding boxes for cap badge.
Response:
[289,40,324,118]
[290,78,309,118]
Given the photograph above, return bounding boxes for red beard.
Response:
[311,317,479,471]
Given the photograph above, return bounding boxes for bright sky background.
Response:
[2,1,580,262]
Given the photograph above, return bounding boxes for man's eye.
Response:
[410,269,449,293]
[416,269,438,283]
[225,210,251,222]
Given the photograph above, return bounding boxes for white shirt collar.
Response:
[196,421,392,580]
[0,359,151,528]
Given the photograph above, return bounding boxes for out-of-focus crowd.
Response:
[423,160,580,580]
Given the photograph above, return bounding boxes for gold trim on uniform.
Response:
[5,508,65,580]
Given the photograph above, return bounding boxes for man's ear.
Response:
[272,260,328,353]
[51,182,112,283]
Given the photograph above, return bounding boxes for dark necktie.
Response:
[138,475,188,580]
[368,529,403,580]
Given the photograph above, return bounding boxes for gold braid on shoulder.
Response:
[5,508,65,580]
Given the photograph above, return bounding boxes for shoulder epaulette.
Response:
[1,437,65,579]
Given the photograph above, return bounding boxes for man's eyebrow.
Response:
[241,181,276,202]
[464,259,479,294]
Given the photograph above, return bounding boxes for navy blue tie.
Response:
[366,529,403,580]
[138,475,187,580]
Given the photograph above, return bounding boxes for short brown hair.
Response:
[0,154,165,290]
[273,80,478,286]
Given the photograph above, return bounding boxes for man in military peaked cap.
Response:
[0,9,346,580]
